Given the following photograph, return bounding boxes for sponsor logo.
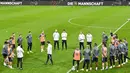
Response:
[67,2,73,5]
[78,2,104,6]
[0,2,22,5]
[30,1,38,5]
[73,1,78,5]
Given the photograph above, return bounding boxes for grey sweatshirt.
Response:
[17,37,23,45]
[109,44,116,56]
[117,43,124,54]
[124,41,128,52]
[92,46,99,57]
[83,48,91,60]
[2,44,8,55]
[26,34,32,43]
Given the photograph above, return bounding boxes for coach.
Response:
[61,29,68,50]
[86,32,93,50]
[53,29,60,50]
[16,44,24,70]
[45,41,53,65]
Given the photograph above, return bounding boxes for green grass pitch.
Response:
[0,6,130,73]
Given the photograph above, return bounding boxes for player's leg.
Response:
[81,59,86,71]
[17,58,20,68]
[65,40,67,50]
[30,42,32,53]
[86,60,90,72]
[90,58,93,71]
[101,58,105,70]
[57,41,59,50]
[45,54,49,64]
[113,56,115,67]
[76,60,80,72]
[109,56,112,69]
[79,42,81,50]
[90,42,92,51]
[82,42,85,50]
[27,43,30,54]
[20,58,23,69]
[121,54,123,66]
[95,58,98,70]
[62,40,64,50]
[49,54,53,65]
[54,41,56,50]
[105,57,108,70]
[117,54,121,67]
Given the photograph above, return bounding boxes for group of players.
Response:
[2,33,26,69]
[72,31,129,72]
[1,30,129,72]
[1,29,68,69]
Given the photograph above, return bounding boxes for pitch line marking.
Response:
[67,18,129,73]
[68,17,130,29]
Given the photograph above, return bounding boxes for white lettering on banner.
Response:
[78,2,104,6]
[67,2,73,6]
[0,2,22,5]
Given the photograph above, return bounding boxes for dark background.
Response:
[0,0,130,1]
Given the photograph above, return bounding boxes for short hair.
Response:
[18,44,21,46]
[4,41,8,44]
[94,43,97,46]
[119,39,122,42]
[103,43,107,47]
[124,38,126,40]
[47,41,50,44]
[9,37,12,39]
[19,34,22,36]
[29,31,31,33]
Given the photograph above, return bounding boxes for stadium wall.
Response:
[0,1,130,6]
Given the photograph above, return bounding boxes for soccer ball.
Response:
[71,66,75,71]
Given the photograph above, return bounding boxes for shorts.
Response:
[12,44,16,49]
[3,54,7,58]
[102,57,107,63]
[8,57,13,62]
[92,57,98,62]
[41,41,45,45]
[28,42,32,46]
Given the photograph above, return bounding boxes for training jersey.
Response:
[27,34,32,43]
[39,34,45,42]
[12,36,15,44]
[92,46,99,57]
[102,46,107,58]
[73,50,81,60]
[83,48,91,60]
[109,44,116,56]
[17,37,23,45]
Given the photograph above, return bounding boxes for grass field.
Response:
[0,6,130,73]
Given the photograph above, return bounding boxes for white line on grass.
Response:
[68,17,130,29]
[67,19,130,73]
